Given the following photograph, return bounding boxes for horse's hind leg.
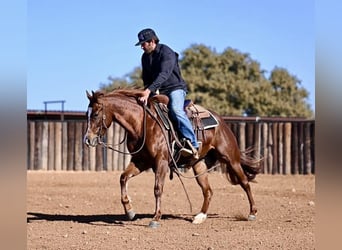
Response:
[230,161,257,221]
[120,161,141,221]
[192,160,213,224]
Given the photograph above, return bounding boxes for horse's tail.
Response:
[225,147,263,185]
[240,147,263,181]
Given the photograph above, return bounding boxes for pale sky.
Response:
[27,0,315,113]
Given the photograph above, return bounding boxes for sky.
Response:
[27,0,315,112]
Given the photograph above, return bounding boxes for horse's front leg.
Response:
[149,161,168,228]
[192,160,213,224]
[120,161,141,221]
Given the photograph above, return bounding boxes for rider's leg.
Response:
[168,89,199,158]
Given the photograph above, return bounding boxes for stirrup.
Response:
[179,147,199,160]
[180,139,199,160]
[184,139,198,153]
[179,147,194,157]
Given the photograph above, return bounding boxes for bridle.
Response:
[96,104,148,155]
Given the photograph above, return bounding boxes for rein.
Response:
[97,104,148,155]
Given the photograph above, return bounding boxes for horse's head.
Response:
[83,90,111,147]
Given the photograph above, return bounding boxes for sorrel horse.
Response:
[84,88,261,228]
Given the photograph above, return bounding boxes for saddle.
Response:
[148,95,219,145]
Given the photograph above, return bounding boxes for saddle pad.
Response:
[186,104,219,130]
[200,113,219,129]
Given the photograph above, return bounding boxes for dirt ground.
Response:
[27,170,315,250]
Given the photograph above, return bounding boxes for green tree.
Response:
[181,44,269,115]
[265,67,313,117]
[180,44,313,117]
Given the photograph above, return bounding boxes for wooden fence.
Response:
[223,117,315,175]
[27,111,315,174]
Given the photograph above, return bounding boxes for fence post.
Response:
[48,122,55,170]
[62,122,68,170]
[239,122,246,151]
[55,122,62,171]
[67,122,75,170]
[74,122,83,171]
[95,146,104,171]
[106,124,114,171]
[278,123,283,174]
[272,123,278,174]
[267,123,273,174]
[28,121,35,170]
[291,123,299,174]
[261,123,267,174]
[42,122,49,170]
[284,122,292,174]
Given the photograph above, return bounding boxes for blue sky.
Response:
[27,0,315,112]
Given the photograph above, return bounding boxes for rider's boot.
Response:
[179,139,199,160]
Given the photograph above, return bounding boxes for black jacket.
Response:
[142,43,187,95]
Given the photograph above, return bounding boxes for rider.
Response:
[135,28,199,160]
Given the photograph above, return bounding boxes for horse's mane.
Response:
[103,87,145,99]
[89,87,144,104]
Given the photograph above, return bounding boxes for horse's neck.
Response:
[108,99,143,139]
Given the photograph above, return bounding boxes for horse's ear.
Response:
[86,90,92,100]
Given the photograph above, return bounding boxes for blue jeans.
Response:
[168,89,199,149]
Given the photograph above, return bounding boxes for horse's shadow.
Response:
[27,212,247,226]
[27,212,194,226]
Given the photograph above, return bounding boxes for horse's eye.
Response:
[93,111,101,119]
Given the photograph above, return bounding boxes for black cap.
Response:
[135,28,159,46]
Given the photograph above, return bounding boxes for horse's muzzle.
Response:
[84,135,99,147]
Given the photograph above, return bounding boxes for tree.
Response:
[181,44,269,115]
[180,44,313,117]
[265,67,313,117]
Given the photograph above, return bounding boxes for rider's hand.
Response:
[138,88,151,105]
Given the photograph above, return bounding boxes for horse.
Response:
[83,88,261,228]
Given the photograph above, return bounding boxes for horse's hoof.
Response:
[148,220,160,228]
[192,212,207,224]
[126,210,136,221]
[248,214,256,221]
